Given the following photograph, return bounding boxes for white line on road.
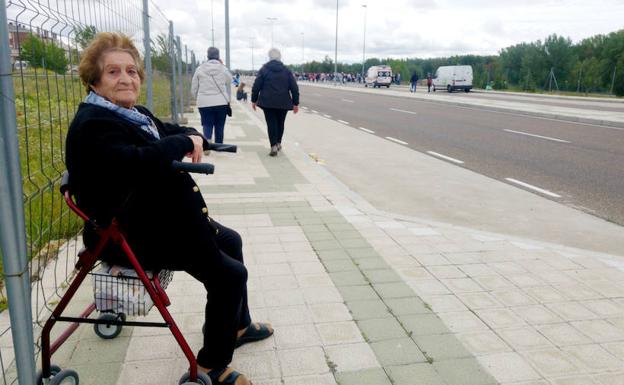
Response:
[358,127,375,134]
[311,110,318,113]
[426,151,464,164]
[505,178,561,198]
[390,108,417,115]
[323,114,332,118]
[416,100,623,130]
[341,99,355,103]
[504,129,570,143]
[301,106,308,110]
[386,137,408,145]
[338,119,350,125]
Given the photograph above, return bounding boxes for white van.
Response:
[365,65,393,88]
[13,60,29,71]
[432,65,473,92]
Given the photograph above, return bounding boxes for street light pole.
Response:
[334,0,339,81]
[250,37,255,73]
[301,32,305,74]
[267,17,277,47]
[361,4,367,79]
[225,0,230,69]
[210,0,215,47]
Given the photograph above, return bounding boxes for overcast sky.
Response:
[154,0,622,70]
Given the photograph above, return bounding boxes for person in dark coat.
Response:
[410,72,419,92]
[65,32,270,385]
[251,48,299,156]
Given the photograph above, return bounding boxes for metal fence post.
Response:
[192,51,197,75]
[0,1,37,383]
[168,21,178,123]
[142,0,153,111]
[176,35,183,120]
[185,44,190,111]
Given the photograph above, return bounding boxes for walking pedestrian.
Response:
[427,73,433,93]
[191,47,232,144]
[251,48,299,157]
[410,72,419,92]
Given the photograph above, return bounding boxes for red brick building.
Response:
[7,22,59,64]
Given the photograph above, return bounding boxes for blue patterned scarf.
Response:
[84,91,160,139]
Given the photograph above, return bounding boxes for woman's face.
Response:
[92,51,141,109]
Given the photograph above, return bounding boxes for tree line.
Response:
[296,29,624,96]
[18,27,184,76]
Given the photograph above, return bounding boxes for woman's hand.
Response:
[293,105,299,114]
[252,103,257,111]
[186,135,204,163]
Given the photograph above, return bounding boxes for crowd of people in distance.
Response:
[294,71,365,83]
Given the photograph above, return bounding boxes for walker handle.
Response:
[208,143,237,153]
[171,161,215,175]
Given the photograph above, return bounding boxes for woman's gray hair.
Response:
[268,48,281,61]
[207,47,220,60]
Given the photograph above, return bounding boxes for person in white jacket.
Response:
[191,47,232,143]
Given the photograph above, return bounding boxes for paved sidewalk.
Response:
[46,100,624,385]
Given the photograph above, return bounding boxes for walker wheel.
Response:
[48,369,79,385]
[37,365,79,385]
[94,313,126,339]
[36,364,61,385]
[178,371,212,385]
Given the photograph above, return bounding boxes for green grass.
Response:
[0,69,180,296]
[498,85,621,98]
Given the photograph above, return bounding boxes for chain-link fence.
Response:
[0,0,196,383]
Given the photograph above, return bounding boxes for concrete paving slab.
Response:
[335,368,392,385]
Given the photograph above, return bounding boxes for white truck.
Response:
[432,65,473,92]
[365,65,393,88]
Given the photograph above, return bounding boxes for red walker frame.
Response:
[39,173,200,382]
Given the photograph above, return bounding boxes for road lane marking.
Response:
[301,106,308,110]
[311,110,318,113]
[386,137,408,145]
[390,108,417,115]
[505,178,561,198]
[414,100,623,130]
[338,120,350,125]
[341,99,354,103]
[427,151,464,164]
[504,129,570,143]
[359,127,375,134]
[323,114,332,118]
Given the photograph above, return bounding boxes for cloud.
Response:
[149,0,624,69]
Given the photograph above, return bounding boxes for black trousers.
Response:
[162,220,251,369]
[262,108,288,146]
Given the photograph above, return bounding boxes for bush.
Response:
[19,35,68,74]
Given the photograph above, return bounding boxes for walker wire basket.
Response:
[91,263,174,316]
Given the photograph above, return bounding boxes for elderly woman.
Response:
[65,32,271,385]
[191,47,232,144]
[251,48,299,156]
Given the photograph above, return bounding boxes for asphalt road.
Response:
[326,82,624,112]
[298,85,624,227]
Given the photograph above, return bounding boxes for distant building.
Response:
[7,22,60,64]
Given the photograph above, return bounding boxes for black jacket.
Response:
[251,60,299,110]
[410,73,419,83]
[65,103,217,269]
